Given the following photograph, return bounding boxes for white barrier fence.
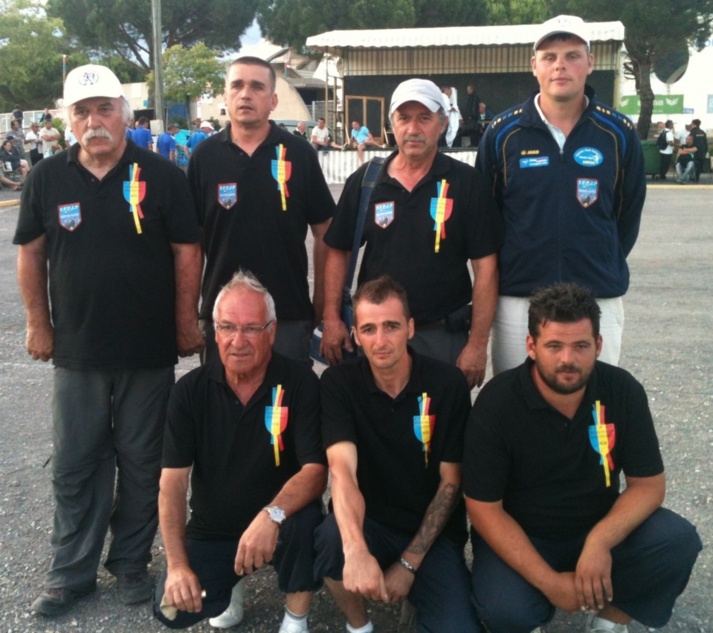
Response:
[317,148,478,184]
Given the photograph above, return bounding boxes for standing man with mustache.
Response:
[321,79,503,389]
[14,64,203,616]
[475,15,646,375]
[188,56,335,367]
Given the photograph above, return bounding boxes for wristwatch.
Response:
[263,505,286,526]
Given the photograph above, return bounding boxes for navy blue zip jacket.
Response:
[475,85,646,298]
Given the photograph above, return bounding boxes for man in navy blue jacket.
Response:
[475,15,645,374]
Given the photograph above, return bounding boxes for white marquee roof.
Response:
[306,21,625,52]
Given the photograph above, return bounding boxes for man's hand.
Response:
[164,565,203,614]
[234,510,279,576]
[320,317,353,365]
[383,561,415,603]
[542,571,581,613]
[455,341,486,388]
[26,324,54,362]
[575,541,613,612]
[343,549,389,602]
[176,320,204,357]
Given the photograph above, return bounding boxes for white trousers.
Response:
[491,295,625,375]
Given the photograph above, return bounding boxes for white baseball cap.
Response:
[199,120,214,130]
[64,64,125,107]
[389,79,444,116]
[534,15,590,51]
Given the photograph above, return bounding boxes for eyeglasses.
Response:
[215,320,274,340]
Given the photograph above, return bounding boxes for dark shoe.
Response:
[117,570,154,605]
[32,584,96,616]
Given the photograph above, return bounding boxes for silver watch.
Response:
[263,505,286,525]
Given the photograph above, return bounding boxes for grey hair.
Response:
[212,269,277,323]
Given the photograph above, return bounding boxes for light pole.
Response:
[151,0,164,127]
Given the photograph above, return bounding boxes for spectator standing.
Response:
[185,120,212,157]
[689,119,709,182]
[131,116,154,151]
[25,122,43,165]
[157,123,179,162]
[38,119,61,157]
[658,120,675,180]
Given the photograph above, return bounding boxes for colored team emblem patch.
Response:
[374,201,395,228]
[264,384,289,466]
[122,163,146,234]
[519,156,550,169]
[271,144,292,211]
[574,147,604,167]
[588,400,616,487]
[58,203,82,231]
[218,183,237,209]
[429,179,453,252]
[577,178,599,208]
[413,392,436,467]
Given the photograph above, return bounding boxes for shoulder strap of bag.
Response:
[344,156,386,290]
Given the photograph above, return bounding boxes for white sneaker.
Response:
[278,619,309,633]
[585,614,629,633]
[531,628,545,633]
[209,580,245,628]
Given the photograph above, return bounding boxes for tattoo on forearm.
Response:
[406,482,459,555]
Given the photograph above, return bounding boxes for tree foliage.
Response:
[548,0,713,137]
[46,0,258,73]
[0,1,87,110]
[485,0,548,25]
[256,0,490,48]
[147,43,225,118]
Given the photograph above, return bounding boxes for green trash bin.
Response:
[641,140,661,176]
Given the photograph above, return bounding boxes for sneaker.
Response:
[117,570,154,605]
[531,628,545,633]
[209,579,245,628]
[279,620,309,633]
[585,614,629,633]
[32,583,96,616]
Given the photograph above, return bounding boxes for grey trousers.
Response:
[46,366,174,590]
[410,324,468,366]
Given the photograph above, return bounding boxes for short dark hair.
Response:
[528,283,601,339]
[353,275,411,322]
[137,116,149,125]
[318,117,325,122]
[229,56,276,91]
[691,119,701,126]
[665,120,673,129]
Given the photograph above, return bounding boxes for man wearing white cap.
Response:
[14,63,203,616]
[185,120,213,157]
[321,78,503,389]
[475,15,646,376]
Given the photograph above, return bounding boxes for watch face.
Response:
[268,506,286,524]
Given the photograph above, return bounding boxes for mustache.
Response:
[556,364,580,373]
[402,135,427,143]
[82,128,114,143]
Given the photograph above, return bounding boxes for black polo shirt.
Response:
[464,359,664,540]
[324,151,503,323]
[321,349,470,544]
[13,141,199,370]
[188,122,336,322]
[162,352,325,540]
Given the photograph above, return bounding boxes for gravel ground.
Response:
[0,184,710,632]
